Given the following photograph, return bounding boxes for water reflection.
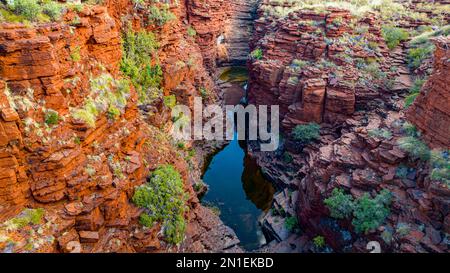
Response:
[202,137,275,250]
[242,153,275,212]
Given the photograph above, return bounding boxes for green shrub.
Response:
[4,0,64,22]
[381,26,409,50]
[132,165,188,245]
[120,29,162,104]
[44,109,59,125]
[187,26,196,37]
[324,188,354,219]
[292,123,320,143]
[163,95,177,108]
[404,93,419,108]
[250,48,263,60]
[398,136,430,161]
[285,216,298,232]
[313,236,326,248]
[147,4,176,26]
[407,44,435,70]
[42,1,62,21]
[324,188,392,233]
[177,141,185,150]
[352,190,392,234]
[6,0,42,21]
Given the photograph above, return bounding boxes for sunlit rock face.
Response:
[0,0,241,253]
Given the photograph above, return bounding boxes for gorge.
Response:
[0,0,449,254]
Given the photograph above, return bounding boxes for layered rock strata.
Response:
[406,37,450,149]
[0,0,240,253]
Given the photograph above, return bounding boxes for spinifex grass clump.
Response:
[71,74,131,128]
[132,165,188,245]
[397,123,449,188]
[250,48,263,60]
[4,208,45,230]
[147,4,176,27]
[381,26,409,50]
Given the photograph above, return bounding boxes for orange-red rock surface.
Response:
[406,37,450,149]
[0,0,239,253]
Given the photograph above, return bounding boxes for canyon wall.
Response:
[247,1,450,253]
[187,0,231,71]
[0,0,241,253]
[248,5,392,131]
[406,37,450,149]
[219,0,258,66]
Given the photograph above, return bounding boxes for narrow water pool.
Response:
[201,67,275,251]
[202,137,275,250]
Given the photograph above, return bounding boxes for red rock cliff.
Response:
[248,5,392,131]
[406,37,450,149]
[0,1,240,253]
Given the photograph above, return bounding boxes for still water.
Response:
[202,67,275,250]
[202,137,275,250]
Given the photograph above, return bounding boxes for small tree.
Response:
[324,188,354,219]
[381,26,409,50]
[352,190,392,234]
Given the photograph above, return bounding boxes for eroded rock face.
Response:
[187,0,231,71]
[406,37,450,149]
[220,0,259,66]
[297,113,449,252]
[245,1,449,253]
[0,5,123,209]
[0,81,27,208]
[248,6,392,131]
[0,1,240,253]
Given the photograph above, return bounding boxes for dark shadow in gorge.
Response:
[241,142,275,212]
